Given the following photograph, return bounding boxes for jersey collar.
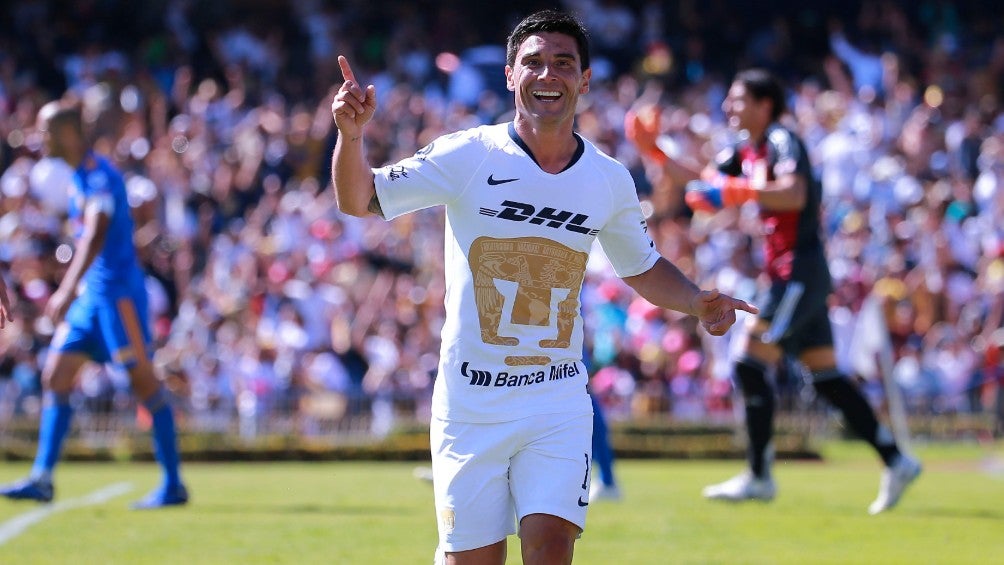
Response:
[507,122,584,173]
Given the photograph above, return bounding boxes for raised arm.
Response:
[624,105,703,186]
[622,257,758,336]
[331,55,380,217]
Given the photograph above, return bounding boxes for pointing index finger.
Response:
[735,297,759,315]
[338,55,357,84]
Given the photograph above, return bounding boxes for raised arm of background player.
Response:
[624,104,807,213]
[331,55,380,218]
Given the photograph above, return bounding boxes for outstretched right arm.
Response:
[331,55,380,217]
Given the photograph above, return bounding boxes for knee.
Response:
[128,362,161,400]
[522,536,575,565]
[520,514,577,565]
[810,370,854,402]
[734,357,773,403]
[40,368,73,396]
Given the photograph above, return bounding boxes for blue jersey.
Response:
[69,152,141,295]
[58,152,151,367]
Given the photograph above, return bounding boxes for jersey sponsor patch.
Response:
[477,200,599,235]
[459,360,581,387]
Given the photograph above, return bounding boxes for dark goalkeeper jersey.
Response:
[715,123,825,282]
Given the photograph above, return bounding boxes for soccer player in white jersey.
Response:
[331,9,758,565]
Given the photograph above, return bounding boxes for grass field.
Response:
[1,440,1002,564]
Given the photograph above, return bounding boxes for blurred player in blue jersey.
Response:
[0,101,187,509]
[588,391,620,502]
[581,339,620,502]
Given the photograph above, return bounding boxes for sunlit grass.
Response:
[0,440,1000,564]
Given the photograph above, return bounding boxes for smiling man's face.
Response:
[506,31,591,128]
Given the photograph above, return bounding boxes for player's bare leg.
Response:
[127,358,188,509]
[443,539,506,565]
[519,514,578,565]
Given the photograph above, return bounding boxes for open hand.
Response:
[44,286,73,326]
[624,104,662,155]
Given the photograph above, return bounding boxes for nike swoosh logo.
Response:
[487,174,518,186]
[577,497,589,507]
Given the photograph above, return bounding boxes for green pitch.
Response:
[1,441,1001,564]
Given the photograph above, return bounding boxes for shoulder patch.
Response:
[416,142,434,160]
[768,128,793,155]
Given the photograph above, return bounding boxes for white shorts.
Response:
[430,412,593,553]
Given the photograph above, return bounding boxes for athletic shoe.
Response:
[868,454,921,515]
[588,482,622,503]
[702,472,776,502]
[131,483,189,510]
[0,476,54,503]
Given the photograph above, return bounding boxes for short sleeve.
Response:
[595,169,659,278]
[373,129,487,220]
[767,127,805,178]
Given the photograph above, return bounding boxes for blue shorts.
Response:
[55,280,152,368]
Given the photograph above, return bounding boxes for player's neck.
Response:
[65,154,84,169]
[512,116,578,174]
[746,125,767,145]
[58,146,87,169]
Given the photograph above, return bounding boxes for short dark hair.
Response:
[506,9,590,71]
[734,68,787,121]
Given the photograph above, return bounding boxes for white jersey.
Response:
[374,122,658,423]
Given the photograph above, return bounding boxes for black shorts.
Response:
[755,251,833,355]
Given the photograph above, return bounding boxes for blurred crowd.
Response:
[0,0,1003,438]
